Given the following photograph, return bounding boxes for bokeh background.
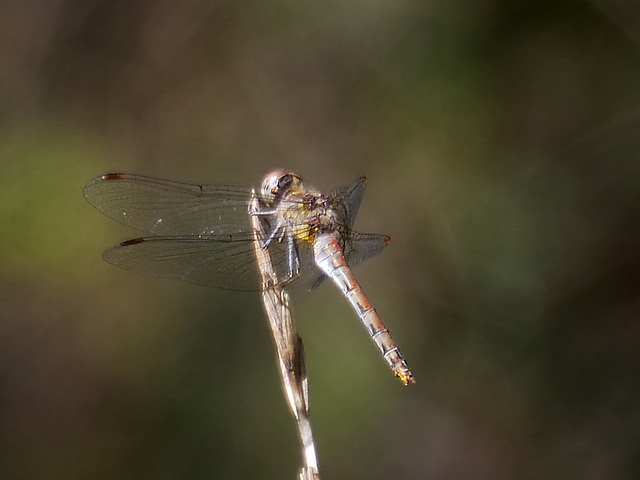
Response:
[1,1,639,479]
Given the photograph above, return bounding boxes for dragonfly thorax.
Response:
[276,190,341,245]
[257,171,343,248]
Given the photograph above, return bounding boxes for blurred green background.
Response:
[1,1,639,479]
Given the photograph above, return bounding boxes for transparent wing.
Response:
[103,233,299,291]
[343,233,391,268]
[83,173,369,236]
[83,173,254,236]
[327,176,367,231]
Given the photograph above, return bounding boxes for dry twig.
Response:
[249,190,320,480]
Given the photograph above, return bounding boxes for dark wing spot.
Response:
[120,237,145,246]
[101,173,125,180]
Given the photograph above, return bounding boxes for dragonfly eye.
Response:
[261,171,284,202]
[260,170,303,205]
[277,173,293,192]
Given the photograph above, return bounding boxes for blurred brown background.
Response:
[1,1,639,479]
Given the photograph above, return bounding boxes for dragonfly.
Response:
[83,170,414,385]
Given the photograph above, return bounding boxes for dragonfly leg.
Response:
[287,233,301,279]
[262,221,286,250]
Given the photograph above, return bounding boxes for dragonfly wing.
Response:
[103,233,298,291]
[327,176,367,231]
[343,232,391,268]
[83,173,253,236]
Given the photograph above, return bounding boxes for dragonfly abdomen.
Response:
[313,233,414,385]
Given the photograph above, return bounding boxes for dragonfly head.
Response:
[260,170,304,205]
